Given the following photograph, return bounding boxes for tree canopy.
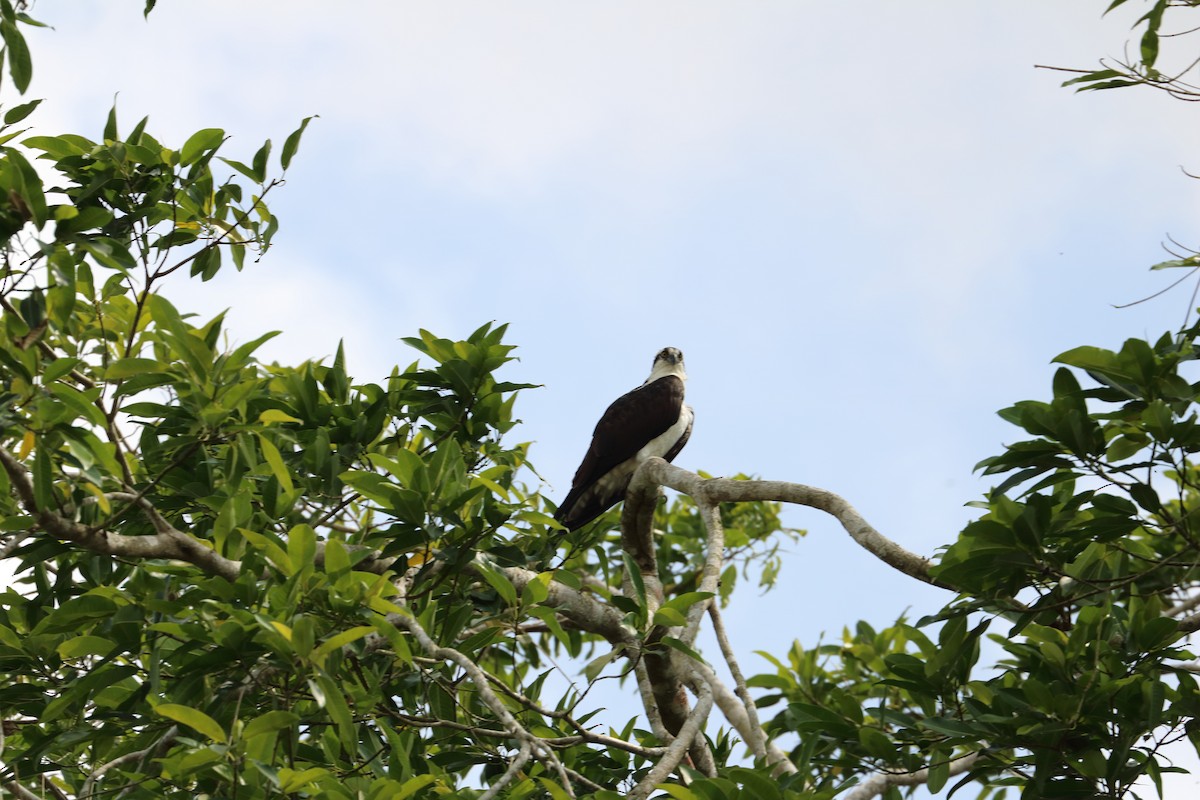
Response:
[3,2,1200,799]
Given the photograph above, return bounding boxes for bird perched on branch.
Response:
[554,347,694,532]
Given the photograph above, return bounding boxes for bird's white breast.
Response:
[637,404,693,462]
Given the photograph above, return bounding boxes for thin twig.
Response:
[82,725,180,799]
[387,609,576,799]
[842,749,981,800]
[478,741,533,800]
[628,678,714,800]
[708,602,769,762]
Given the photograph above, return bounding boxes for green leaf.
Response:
[322,538,350,576]
[104,357,163,380]
[1141,28,1159,68]
[242,710,299,740]
[3,97,39,124]
[1129,481,1162,513]
[259,408,302,425]
[103,102,118,142]
[240,527,294,575]
[155,703,227,742]
[1151,257,1200,270]
[32,439,53,509]
[312,675,355,753]
[858,727,896,760]
[4,146,45,224]
[583,649,619,682]
[257,433,295,496]
[218,156,260,182]
[40,665,137,722]
[251,138,271,182]
[311,625,374,662]
[661,591,715,615]
[622,551,647,611]
[396,775,441,799]
[277,767,329,793]
[56,635,117,659]
[926,755,950,793]
[191,245,220,281]
[652,607,688,627]
[281,115,316,170]
[659,636,706,663]
[527,606,570,651]
[1054,345,1130,382]
[537,777,574,800]
[42,356,79,383]
[476,562,517,606]
[0,19,31,93]
[521,571,551,605]
[287,523,317,573]
[180,127,224,166]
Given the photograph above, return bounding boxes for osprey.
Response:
[555,347,694,532]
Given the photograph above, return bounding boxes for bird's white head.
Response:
[645,346,686,384]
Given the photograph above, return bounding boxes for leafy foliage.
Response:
[1058,0,1200,102]
[3,3,1200,799]
[747,328,1200,798]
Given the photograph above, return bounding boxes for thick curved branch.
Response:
[1178,611,1200,634]
[620,480,666,618]
[494,563,643,653]
[624,462,724,774]
[623,457,944,781]
[0,448,241,581]
[632,458,950,589]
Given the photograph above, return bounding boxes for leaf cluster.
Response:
[1058,1,1200,102]
[745,327,1200,797]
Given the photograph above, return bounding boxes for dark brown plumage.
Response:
[555,348,693,532]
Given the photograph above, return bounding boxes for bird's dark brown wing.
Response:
[555,376,685,530]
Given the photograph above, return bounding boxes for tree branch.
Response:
[0,447,241,581]
[691,660,797,775]
[4,781,56,800]
[632,458,950,589]
[1165,589,1200,618]
[478,740,533,800]
[494,562,642,653]
[387,607,576,798]
[708,601,774,767]
[1178,611,1200,634]
[621,457,944,781]
[842,749,981,800]
[81,725,180,799]
[624,461,725,775]
[628,678,714,800]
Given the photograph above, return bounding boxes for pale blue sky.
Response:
[23,1,1200,791]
